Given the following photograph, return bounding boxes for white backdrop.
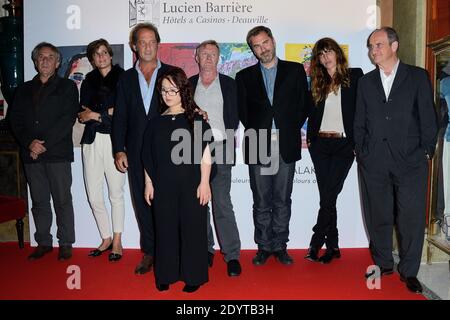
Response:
[24,0,377,249]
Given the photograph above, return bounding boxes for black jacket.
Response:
[354,62,438,165]
[236,59,310,164]
[189,73,239,165]
[79,64,124,144]
[307,68,363,146]
[111,62,172,164]
[189,73,239,130]
[8,75,79,163]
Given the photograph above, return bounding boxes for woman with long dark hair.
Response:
[142,67,213,293]
[305,38,363,264]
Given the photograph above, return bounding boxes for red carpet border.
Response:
[0,243,425,300]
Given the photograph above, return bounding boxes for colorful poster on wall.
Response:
[159,42,257,79]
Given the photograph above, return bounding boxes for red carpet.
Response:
[0,242,426,300]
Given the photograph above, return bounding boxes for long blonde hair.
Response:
[310,38,350,106]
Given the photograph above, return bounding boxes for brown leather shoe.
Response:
[58,246,73,261]
[135,254,153,274]
[28,245,53,260]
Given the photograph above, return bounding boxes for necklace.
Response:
[163,109,184,120]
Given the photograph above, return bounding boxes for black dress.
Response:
[142,113,213,286]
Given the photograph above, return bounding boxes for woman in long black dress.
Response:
[142,67,213,293]
[305,38,363,264]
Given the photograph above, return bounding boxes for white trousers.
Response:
[82,133,126,239]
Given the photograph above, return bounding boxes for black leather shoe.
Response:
[88,244,112,257]
[319,248,341,264]
[208,252,214,268]
[400,275,423,293]
[274,250,294,265]
[252,250,271,265]
[109,252,122,262]
[227,259,242,276]
[304,247,320,262]
[183,285,200,293]
[58,246,72,261]
[135,254,153,274]
[156,284,169,292]
[28,245,53,261]
[364,266,394,279]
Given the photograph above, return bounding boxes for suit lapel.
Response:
[273,59,285,106]
[370,69,386,101]
[340,84,350,123]
[316,99,326,129]
[131,69,147,116]
[388,62,407,99]
[254,64,272,107]
[218,74,228,115]
[148,67,160,117]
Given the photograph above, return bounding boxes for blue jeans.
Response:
[248,155,295,252]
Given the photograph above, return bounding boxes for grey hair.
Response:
[367,26,400,48]
[195,40,220,57]
[31,42,62,64]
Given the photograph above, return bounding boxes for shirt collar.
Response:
[199,73,219,87]
[379,58,400,79]
[260,57,279,71]
[33,73,58,86]
[135,59,161,75]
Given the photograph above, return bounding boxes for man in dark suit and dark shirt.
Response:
[8,42,79,261]
[112,23,171,274]
[236,26,309,266]
[354,27,438,293]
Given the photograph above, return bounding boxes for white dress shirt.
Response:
[379,59,400,99]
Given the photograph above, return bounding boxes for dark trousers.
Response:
[207,164,241,262]
[153,180,208,286]
[248,155,295,252]
[309,137,354,250]
[128,159,154,256]
[358,144,428,277]
[24,162,75,247]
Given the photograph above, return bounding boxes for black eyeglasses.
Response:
[161,89,180,96]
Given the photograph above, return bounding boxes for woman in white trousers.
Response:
[78,39,126,261]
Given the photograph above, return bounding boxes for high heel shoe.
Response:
[156,284,169,291]
[88,243,112,257]
[183,284,200,293]
[304,247,320,262]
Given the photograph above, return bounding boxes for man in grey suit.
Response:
[354,27,438,294]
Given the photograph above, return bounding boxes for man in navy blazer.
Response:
[112,23,172,274]
[354,27,438,293]
[236,26,309,266]
[189,40,242,277]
